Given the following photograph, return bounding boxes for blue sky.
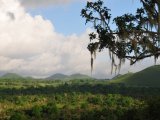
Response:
[27,0,141,35]
[27,1,88,35]
[0,0,156,78]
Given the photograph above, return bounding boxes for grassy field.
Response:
[110,65,160,87]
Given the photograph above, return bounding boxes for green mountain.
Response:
[46,73,93,80]
[46,73,68,80]
[111,65,160,87]
[1,73,24,80]
[69,73,92,79]
[111,73,133,83]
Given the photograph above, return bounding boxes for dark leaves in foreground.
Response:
[81,0,160,73]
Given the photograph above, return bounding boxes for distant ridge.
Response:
[46,73,93,80]
[69,73,92,79]
[0,72,93,80]
[1,73,24,79]
[46,73,68,80]
[111,65,160,87]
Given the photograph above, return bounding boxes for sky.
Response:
[0,0,159,78]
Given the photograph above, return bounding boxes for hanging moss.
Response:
[81,0,160,73]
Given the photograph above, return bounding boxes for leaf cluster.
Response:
[81,0,160,73]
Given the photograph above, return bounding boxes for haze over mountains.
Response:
[1,73,25,80]
[0,73,93,80]
[1,65,160,87]
[45,73,93,80]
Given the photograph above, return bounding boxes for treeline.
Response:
[1,79,160,119]
[0,83,160,97]
[9,94,160,120]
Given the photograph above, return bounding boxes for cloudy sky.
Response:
[0,0,158,78]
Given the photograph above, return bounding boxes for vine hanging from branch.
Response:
[81,0,160,73]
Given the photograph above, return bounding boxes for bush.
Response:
[10,112,27,120]
[31,105,42,118]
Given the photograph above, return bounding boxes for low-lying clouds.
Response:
[0,0,93,78]
[0,0,157,78]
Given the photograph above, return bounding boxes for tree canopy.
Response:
[81,0,160,73]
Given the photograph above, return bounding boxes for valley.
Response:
[0,65,160,120]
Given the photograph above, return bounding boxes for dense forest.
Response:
[0,76,160,120]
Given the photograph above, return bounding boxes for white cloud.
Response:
[0,0,157,79]
[0,0,93,78]
[18,0,88,8]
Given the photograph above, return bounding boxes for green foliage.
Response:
[81,0,160,72]
[2,73,24,80]
[0,75,159,120]
[80,102,88,109]
[10,112,28,120]
[111,65,160,87]
[46,73,93,80]
[31,105,42,118]
[146,98,160,120]
[87,95,103,105]
[43,103,58,115]
[8,94,147,120]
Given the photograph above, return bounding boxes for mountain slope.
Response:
[111,73,133,83]
[46,73,93,80]
[69,73,92,79]
[111,65,160,87]
[1,73,24,80]
[46,73,68,80]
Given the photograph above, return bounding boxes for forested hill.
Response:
[46,73,68,80]
[1,65,160,88]
[1,73,24,80]
[111,65,160,87]
[0,73,93,80]
[46,73,93,80]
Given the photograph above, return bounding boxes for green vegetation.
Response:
[0,66,160,119]
[111,65,160,87]
[46,73,93,80]
[81,0,160,73]
[1,73,25,80]
[0,79,159,119]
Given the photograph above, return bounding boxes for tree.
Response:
[10,112,28,120]
[81,0,160,73]
[31,105,42,119]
